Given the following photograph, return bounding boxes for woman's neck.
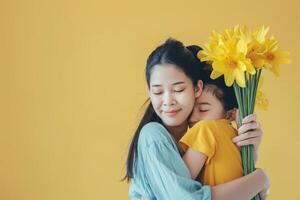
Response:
[165,121,188,143]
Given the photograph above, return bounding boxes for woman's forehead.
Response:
[150,64,191,86]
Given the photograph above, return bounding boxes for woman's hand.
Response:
[260,187,270,200]
[258,168,270,200]
[232,113,263,162]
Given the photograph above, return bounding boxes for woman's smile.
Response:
[163,108,182,116]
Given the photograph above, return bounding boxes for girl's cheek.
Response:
[190,111,199,121]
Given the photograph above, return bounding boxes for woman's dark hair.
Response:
[123,38,207,182]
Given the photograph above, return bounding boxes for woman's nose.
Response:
[163,92,176,106]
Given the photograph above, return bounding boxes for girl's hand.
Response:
[232,113,263,162]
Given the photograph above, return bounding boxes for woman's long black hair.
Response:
[123,38,207,182]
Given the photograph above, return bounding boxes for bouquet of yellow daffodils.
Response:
[199,25,290,200]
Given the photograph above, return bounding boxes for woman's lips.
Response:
[164,109,181,116]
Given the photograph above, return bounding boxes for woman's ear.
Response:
[225,108,237,121]
[195,80,203,98]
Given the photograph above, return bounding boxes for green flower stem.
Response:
[233,70,261,200]
[249,74,255,113]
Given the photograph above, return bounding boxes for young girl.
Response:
[179,81,242,185]
[126,39,269,200]
[180,73,269,199]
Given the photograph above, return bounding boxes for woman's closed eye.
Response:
[174,89,185,93]
[152,89,184,95]
[153,91,163,95]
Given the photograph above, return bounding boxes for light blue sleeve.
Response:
[133,122,211,200]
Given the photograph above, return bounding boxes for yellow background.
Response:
[1,0,299,199]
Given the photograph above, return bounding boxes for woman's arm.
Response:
[138,122,268,200]
[212,168,269,200]
[137,122,212,200]
[182,143,269,200]
[182,148,207,179]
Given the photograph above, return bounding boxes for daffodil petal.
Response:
[224,72,235,87]
[212,60,226,71]
[237,61,247,71]
[210,70,223,79]
[234,69,246,87]
[237,39,247,55]
[274,51,291,64]
[244,60,256,74]
[271,64,281,76]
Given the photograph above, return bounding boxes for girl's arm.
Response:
[211,168,269,200]
[182,148,207,179]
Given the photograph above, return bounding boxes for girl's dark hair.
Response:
[203,83,238,111]
[201,62,238,110]
[123,38,207,182]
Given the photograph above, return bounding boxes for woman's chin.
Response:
[161,117,187,127]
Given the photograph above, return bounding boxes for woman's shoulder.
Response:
[138,122,173,148]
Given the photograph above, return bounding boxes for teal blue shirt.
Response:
[129,122,211,200]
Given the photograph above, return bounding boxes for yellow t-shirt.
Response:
[179,119,243,186]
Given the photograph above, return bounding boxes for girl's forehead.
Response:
[197,90,217,104]
[150,64,191,85]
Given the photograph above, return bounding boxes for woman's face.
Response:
[148,64,201,127]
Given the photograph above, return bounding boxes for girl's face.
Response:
[149,64,202,127]
[189,88,226,127]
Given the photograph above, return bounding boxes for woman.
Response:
[124,38,269,200]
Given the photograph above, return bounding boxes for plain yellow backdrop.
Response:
[1,0,299,199]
